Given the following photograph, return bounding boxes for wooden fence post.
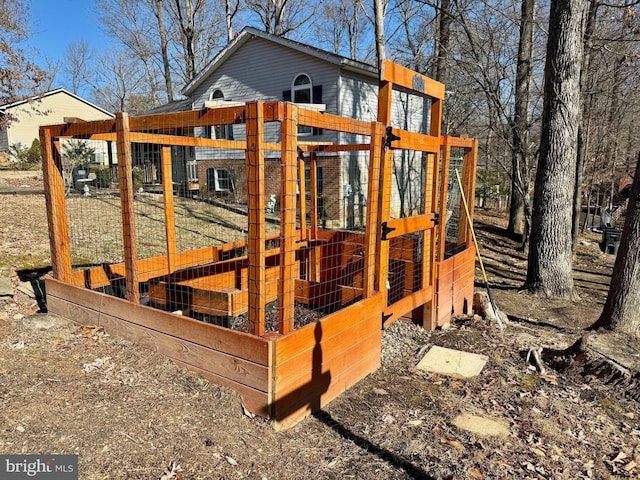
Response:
[460,140,479,248]
[376,78,393,307]
[364,122,385,298]
[40,127,72,283]
[246,101,266,336]
[279,102,298,334]
[161,146,177,274]
[115,112,140,304]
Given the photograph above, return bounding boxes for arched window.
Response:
[292,74,311,103]
[292,74,312,135]
[210,89,224,100]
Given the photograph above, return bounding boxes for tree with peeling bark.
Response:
[434,0,451,83]
[525,0,587,298]
[589,154,640,337]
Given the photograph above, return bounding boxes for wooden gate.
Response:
[376,61,445,330]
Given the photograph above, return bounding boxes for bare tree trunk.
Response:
[373,0,388,73]
[590,153,640,336]
[435,0,451,83]
[349,0,362,60]
[170,0,197,83]
[573,0,600,250]
[508,0,535,242]
[154,0,174,102]
[273,0,287,35]
[226,0,234,42]
[525,0,587,298]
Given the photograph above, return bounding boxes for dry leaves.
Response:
[468,467,483,478]
[606,451,637,474]
[158,461,183,480]
[78,325,107,345]
[440,437,465,450]
[82,356,113,374]
[539,374,559,385]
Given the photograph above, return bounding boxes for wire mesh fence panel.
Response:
[265,107,374,334]
[63,138,125,271]
[444,148,467,258]
[44,102,380,335]
[389,149,429,219]
[384,147,437,308]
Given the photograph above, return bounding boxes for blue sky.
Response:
[26,0,110,64]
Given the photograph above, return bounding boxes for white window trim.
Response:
[292,73,313,136]
[209,167,233,192]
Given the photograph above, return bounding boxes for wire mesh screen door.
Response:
[377,61,444,330]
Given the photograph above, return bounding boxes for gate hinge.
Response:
[432,212,440,226]
[384,126,400,148]
[382,311,393,327]
[381,221,396,241]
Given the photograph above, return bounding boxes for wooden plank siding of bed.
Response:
[434,245,477,326]
[270,294,382,429]
[45,278,273,416]
[69,239,272,289]
[451,245,476,317]
[435,257,454,326]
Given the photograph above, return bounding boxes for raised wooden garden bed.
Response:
[41,61,478,427]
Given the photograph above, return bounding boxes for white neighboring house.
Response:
[0,89,114,163]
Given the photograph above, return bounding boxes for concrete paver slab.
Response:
[416,345,488,378]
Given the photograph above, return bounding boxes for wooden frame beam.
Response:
[364,122,385,298]
[40,127,72,283]
[278,103,298,334]
[115,112,140,304]
[161,146,177,274]
[380,60,445,100]
[246,101,267,336]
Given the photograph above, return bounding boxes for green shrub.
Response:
[94,166,112,188]
[132,166,144,192]
[8,139,41,170]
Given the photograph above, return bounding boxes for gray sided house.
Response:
[172,26,432,227]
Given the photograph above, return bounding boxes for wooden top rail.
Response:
[42,101,376,143]
[296,108,372,136]
[388,129,441,153]
[441,135,475,149]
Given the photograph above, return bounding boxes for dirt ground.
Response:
[1,171,639,479]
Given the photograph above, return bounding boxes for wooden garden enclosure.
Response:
[41,61,477,428]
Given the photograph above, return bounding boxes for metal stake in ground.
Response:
[455,169,505,331]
